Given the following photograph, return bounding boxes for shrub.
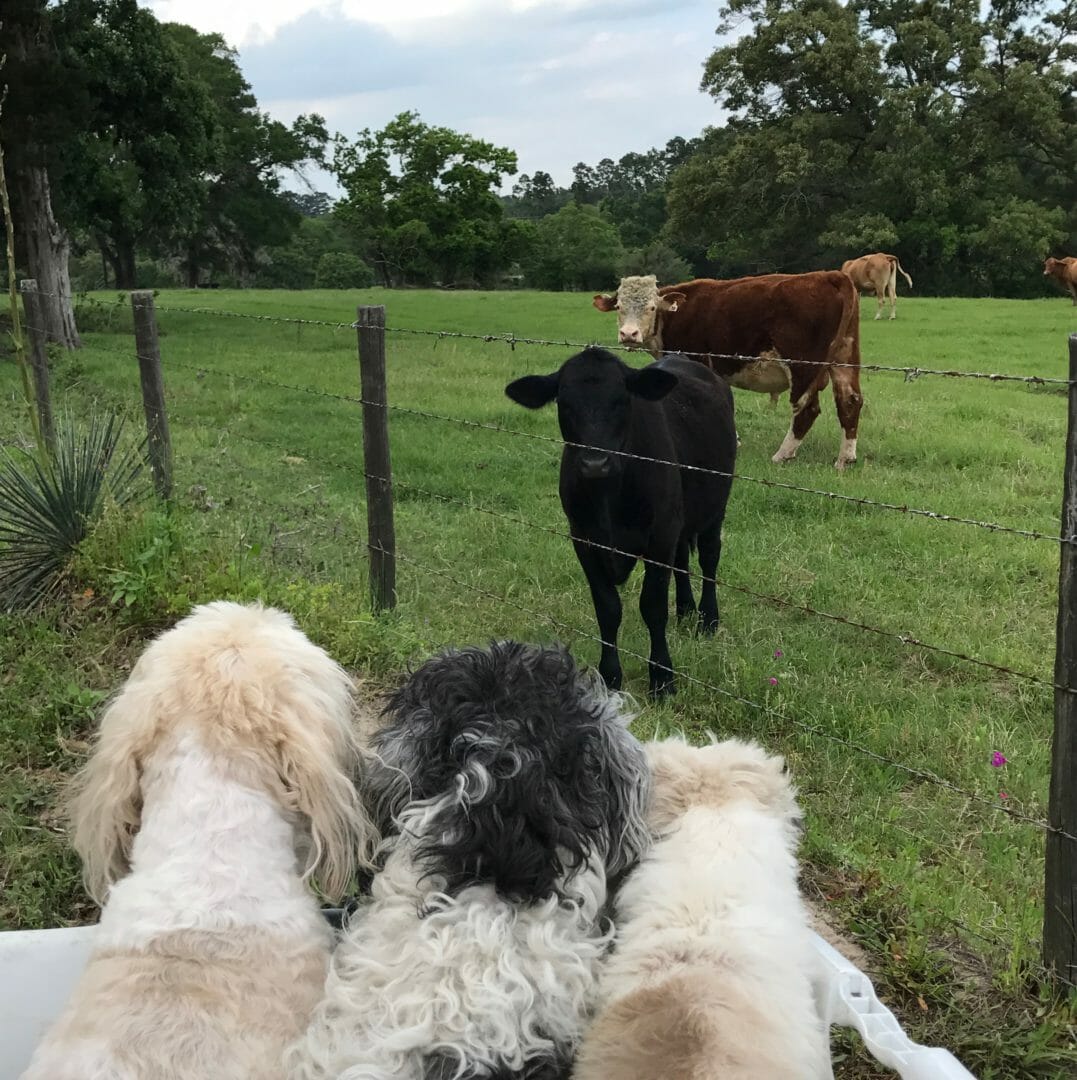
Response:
[0,414,146,610]
[315,252,376,290]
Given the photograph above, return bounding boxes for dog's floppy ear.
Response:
[70,680,154,905]
[274,682,379,901]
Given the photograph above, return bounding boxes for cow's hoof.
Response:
[835,457,857,470]
[650,678,677,700]
[697,612,719,636]
[771,451,796,464]
[676,603,697,623]
[600,668,623,691]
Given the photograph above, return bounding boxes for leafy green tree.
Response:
[668,0,1076,294]
[523,203,624,291]
[1,1,84,345]
[163,24,328,286]
[49,0,218,289]
[503,171,569,220]
[332,111,520,286]
[621,240,693,285]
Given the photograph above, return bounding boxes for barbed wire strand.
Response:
[137,354,1073,547]
[372,542,1077,843]
[30,289,1075,386]
[225,426,1073,698]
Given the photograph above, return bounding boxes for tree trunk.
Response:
[15,163,81,348]
[114,242,137,290]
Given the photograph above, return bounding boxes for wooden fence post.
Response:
[130,291,173,500]
[356,305,396,612]
[18,279,56,455]
[1044,332,1077,988]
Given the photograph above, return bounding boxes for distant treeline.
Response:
[3,0,1074,331]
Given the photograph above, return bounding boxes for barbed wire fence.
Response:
[10,284,1077,994]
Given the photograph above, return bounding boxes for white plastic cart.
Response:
[0,925,976,1078]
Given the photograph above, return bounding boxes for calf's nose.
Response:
[619,327,642,345]
[579,451,612,479]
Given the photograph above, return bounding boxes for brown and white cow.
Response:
[1044,257,1077,304]
[593,272,862,469]
[841,252,913,321]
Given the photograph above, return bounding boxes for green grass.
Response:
[2,287,1076,1075]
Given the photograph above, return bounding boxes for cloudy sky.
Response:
[144,0,728,193]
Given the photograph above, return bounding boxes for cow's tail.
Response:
[890,256,913,290]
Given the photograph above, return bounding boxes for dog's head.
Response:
[71,601,377,904]
[368,641,650,903]
[646,736,801,838]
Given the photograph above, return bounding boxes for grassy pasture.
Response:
[2,288,1076,1074]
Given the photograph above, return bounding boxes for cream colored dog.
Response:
[21,601,376,1080]
[573,737,830,1080]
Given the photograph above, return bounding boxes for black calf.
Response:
[506,348,736,697]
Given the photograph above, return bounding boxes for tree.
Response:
[503,171,569,220]
[283,191,334,218]
[0,1,82,346]
[163,25,328,287]
[523,203,624,291]
[331,111,520,287]
[49,0,217,289]
[668,0,1076,294]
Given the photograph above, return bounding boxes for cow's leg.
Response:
[696,522,721,635]
[831,365,863,470]
[1069,283,1077,305]
[888,271,898,320]
[772,371,823,463]
[673,536,695,622]
[574,542,625,690]
[873,285,885,321]
[639,559,675,698]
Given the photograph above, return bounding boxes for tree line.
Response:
[2,0,1074,349]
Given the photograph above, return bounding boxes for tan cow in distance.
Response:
[1044,257,1077,304]
[841,252,913,321]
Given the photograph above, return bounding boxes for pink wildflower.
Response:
[768,677,779,686]
[774,649,783,659]
[991,751,1007,768]
[999,791,1009,800]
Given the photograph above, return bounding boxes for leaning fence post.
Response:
[18,279,56,456]
[356,305,396,612]
[130,290,173,500]
[1044,332,1077,988]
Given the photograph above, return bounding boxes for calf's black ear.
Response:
[505,373,559,409]
[626,367,678,401]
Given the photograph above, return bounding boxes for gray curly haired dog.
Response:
[288,640,651,1080]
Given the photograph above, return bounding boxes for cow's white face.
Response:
[593,275,683,353]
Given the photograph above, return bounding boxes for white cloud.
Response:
[143,0,728,191]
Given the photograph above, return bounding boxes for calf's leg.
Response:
[695,523,722,635]
[673,537,696,622]
[575,542,625,690]
[639,560,675,698]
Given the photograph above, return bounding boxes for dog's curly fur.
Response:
[21,602,377,1080]
[289,641,650,1080]
[571,737,830,1080]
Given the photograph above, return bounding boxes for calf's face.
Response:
[592,275,685,351]
[505,348,677,481]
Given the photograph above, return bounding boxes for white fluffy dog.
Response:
[21,601,377,1080]
[572,737,830,1080]
[289,641,651,1080]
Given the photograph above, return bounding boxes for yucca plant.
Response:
[0,413,147,610]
